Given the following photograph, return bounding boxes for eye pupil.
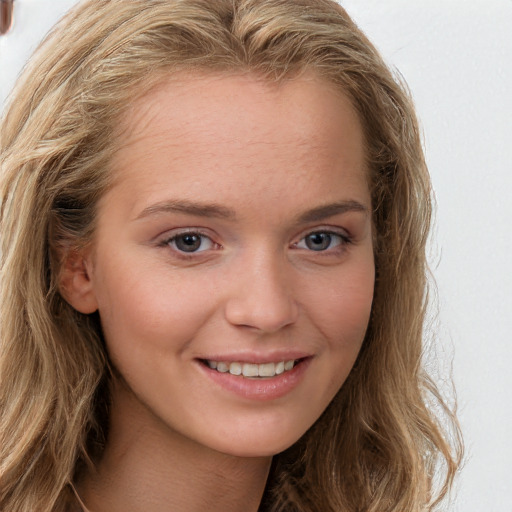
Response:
[306,233,331,251]
[175,234,202,252]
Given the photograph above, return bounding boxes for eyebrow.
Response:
[135,199,237,220]
[296,200,369,223]
[135,199,368,222]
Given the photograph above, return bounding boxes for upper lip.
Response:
[195,351,313,364]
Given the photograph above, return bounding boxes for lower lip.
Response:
[196,358,312,401]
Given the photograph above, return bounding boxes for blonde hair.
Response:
[0,1,462,510]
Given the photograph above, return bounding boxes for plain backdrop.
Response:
[1,1,511,511]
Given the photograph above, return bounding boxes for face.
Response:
[74,72,374,457]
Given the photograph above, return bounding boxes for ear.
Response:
[58,248,99,314]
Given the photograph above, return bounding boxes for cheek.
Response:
[307,260,374,387]
[331,276,374,340]
[93,258,217,357]
[309,260,375,341]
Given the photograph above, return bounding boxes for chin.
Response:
[196,414,314,459]
[212,437,298,459]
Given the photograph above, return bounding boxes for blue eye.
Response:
[167,232,214,253]
[296,231,346,251]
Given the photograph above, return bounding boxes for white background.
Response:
[1,1,511,510]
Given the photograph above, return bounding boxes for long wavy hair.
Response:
[0,1,462,511]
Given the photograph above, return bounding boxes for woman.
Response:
[0,1,462,511]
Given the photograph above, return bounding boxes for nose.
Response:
[224,251,299,334]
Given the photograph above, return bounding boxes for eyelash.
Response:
[293,230,352,253]
[159,230,218,257]
[158,228,352,258]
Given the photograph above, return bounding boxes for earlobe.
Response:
[59,249,99,314]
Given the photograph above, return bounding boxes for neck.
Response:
[77,379,272,512]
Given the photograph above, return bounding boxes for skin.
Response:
[64,72,375,511]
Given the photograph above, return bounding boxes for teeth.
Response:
[284,360,294,371]
[242,363,259,377]
[229,362,242,376]
[216,362,229,373]
[258,362,275,377]
[206,359,297,377]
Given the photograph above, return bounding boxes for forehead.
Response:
[106,71,369,218]
[113,70,365,169]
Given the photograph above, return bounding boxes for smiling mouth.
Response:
[200,359,304,378]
